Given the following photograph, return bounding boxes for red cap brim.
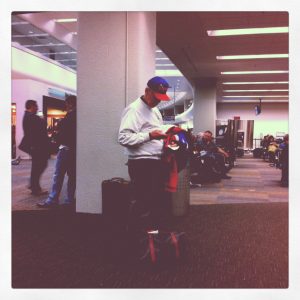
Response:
[153,92,171,101]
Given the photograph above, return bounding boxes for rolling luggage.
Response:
[101,177,134,233]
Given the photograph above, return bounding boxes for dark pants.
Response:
[30,150,49,193]
[128,159,171,231]
[281,162,288,186]
[213,153,227,175]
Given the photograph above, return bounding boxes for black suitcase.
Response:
[102,177,134,233]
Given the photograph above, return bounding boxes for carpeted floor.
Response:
[12,202,288,288]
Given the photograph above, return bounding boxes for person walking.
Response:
[21,100,50,196]
[37,95,77,208]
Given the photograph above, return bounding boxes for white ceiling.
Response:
[157,12,289,103]
[12,11,289,104]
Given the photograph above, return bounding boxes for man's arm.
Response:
[217,147,229,158]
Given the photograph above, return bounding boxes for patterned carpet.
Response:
[12,203,288,288]
[12,154,288,288]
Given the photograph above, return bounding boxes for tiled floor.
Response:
[11,153,288,211]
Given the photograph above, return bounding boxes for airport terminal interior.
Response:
[11,11,288,288]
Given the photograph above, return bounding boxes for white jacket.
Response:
[118,97,166,160]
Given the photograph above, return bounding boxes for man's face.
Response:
[203,132,212,142]
[31,103,38,114]
[144,88,161,108]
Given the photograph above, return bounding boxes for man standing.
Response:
[118,76,172,231]
[38,95,77,208]
[22,100,50,196]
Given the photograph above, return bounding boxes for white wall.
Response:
[217,102,289,139]
[76,12,156,214]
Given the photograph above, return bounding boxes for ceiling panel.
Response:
[12,12,289,104]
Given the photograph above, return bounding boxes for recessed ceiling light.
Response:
[12,21,29,25]
[55,18,77,23]
[155,58,169,60]
[223,95,288,98]
[155,64,174,67]
[221,71,289,75]
[155,70,183,76]
[224,89,289,92]
[221,99,288,103]
[12,33,49,38]
[41,51,77,55]
[222,81,289,84]
[56,59,77,62]
[207,27,288,36]
[22,43,65,47]
[217,54,288,60]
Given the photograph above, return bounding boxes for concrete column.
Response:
[193,79,217,135]
[76,12,156,214]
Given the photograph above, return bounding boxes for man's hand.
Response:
[149,130,168,140]
[218,147,229,158]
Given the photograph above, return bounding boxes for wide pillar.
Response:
[76,12,156,214]
[193,78,217,135]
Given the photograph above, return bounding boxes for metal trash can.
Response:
[171,166,190,216]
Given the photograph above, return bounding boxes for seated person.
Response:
[267,135,279,165]
[196,130,231,179]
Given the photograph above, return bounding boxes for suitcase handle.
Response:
[109,177,128,183]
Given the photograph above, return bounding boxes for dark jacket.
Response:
[197,139,218,153]
[55,109,76,149]
[22,111,50,154]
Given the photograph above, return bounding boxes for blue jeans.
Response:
[46,148,76,204]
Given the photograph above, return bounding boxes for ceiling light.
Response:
[223,95,288,98]
[156,50,163,53]
[12,21,29,25]
[155,70,183,76]
[155,64,174,67]
[222,81,289,85]
[55,18,77,23]
[221,99,288,103]
[71,32,77,35]
[56,59,77,62]
[22,43,66,47]
[207,27,288,36]
[221,71,289,75]
[217,54,288,60]
[224,89,289,92]
[155,58,169,60]
[12,33,49,38]
[41,51,77,55]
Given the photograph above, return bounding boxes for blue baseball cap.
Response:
[147,76,171,101]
